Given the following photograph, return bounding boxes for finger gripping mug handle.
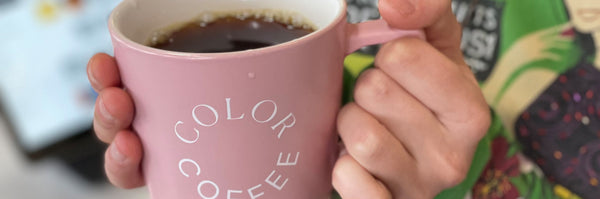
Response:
[346,19,426,54]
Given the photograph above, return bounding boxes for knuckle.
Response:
[442,168,467,188]
[434,153,470,187]
[466,105,491,140]
[347,125,385,161]
[331,156,350,189]
[375,38,425,72]
[442,165,468,187]
[337,103,386,163]
[474,109,492,135]
[353,69,391,105]
[338,103,383,160]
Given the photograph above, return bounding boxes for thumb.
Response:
[379,0,464,64]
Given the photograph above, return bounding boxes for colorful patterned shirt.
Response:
[338,0,600,198]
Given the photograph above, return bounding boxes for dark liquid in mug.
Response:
[149,14,315,53]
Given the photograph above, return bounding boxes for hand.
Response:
[87,53,144,188]
[331,0,491,198]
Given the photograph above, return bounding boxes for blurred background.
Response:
[0,0,146,198]
[0,0,381,198]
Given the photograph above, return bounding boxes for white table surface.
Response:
[0,115,149,199]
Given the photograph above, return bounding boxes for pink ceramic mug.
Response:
[108,0,423,198]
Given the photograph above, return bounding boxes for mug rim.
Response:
[108,0,348,60]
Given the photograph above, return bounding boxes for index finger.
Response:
[87,53,122,92]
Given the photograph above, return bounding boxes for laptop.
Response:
[0,0,120,182]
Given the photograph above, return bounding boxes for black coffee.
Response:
[149,13,315,53]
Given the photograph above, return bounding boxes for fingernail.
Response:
[98,96,116,126]
[386,0,416,15]
[87,58,100,89]
[110,142,127,163]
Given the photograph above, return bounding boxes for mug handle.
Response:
[346,19,426,54]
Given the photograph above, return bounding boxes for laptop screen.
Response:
[0,0,120,153]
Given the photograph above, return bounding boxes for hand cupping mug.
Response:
[108,0,423,198]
